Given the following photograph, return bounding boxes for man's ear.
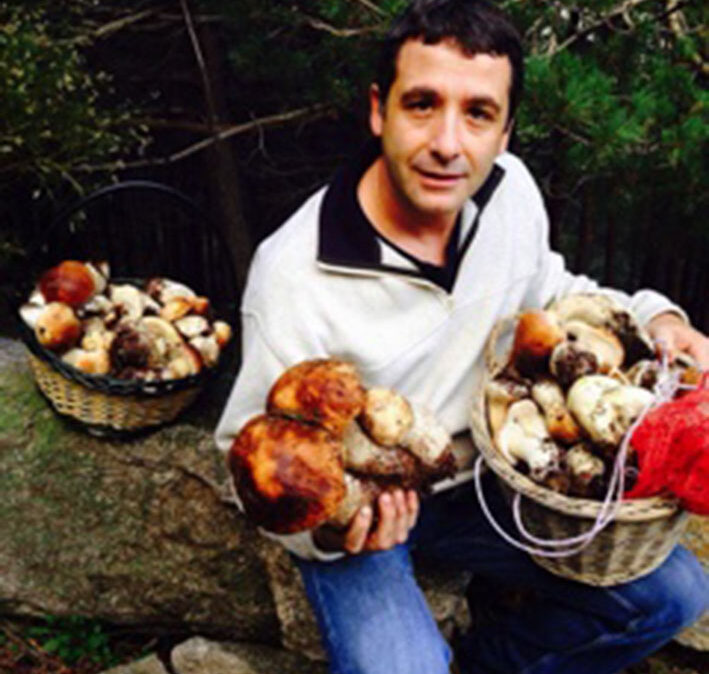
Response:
[369,83,384,137]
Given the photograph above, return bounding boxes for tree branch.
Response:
[180,0,219,131]
[352,0,387,16]
[74,105,335,172]
[551,0,654,55]
[298,12,380,38]
[70,8,161,45]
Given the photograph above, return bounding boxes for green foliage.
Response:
[26,615,119,666]
[0,3,146,190]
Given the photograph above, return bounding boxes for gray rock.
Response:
[100,654,169,674]
[0,338,472,658]
[171,636,329,674]
[0,339,278,640]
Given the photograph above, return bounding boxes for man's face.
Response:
[370,38,512,221]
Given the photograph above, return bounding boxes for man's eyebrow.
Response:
[400,87,438,103]
[466,96,502,113]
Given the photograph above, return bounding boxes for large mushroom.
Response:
[228,414,346,534]
[267,359,366,437]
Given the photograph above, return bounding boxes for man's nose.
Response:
[429,112,462,163]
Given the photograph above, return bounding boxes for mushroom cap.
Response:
[511,310,565,374]
[546,293,654,365]
[39,261,98,307]
[61,347,111,375]
[562,320,624,373]
[34,302,82,351]
[267,358,366,437]
[567,375,655,446]
[228,415,346,534]
[359,388,414,446]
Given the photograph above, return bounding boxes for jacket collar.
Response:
[317,139,505,278]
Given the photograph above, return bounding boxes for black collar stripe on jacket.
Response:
[317,140,505,292]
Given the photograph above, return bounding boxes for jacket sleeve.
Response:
[516,160,688,327]
[215,293,345,562]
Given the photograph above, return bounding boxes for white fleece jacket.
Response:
[215,151,686,561]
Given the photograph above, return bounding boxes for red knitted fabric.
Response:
[626,387,709,514]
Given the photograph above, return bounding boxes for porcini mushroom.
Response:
[566,375,654,447]
[34,302,82,351]
[510,310,565,375]
[497,399,561,481]
[342,421,419,479]
[228,414,346,534]
[546,293,654,365]
[266,359,366,437]
[531,378,582,444]
[359,388,414,447]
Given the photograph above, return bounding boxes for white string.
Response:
[475,340,696,558]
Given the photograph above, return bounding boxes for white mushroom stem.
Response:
[327,474,382,529]
[399,404,452,470]
[497,399,560,481]
[566,375,655,446]
[342,421,418,478]
[531,378,581,444]
[485,377,530,442]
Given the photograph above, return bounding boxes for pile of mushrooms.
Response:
[19,259,232,381]
[486,293,699,499]
[228,359,457,534]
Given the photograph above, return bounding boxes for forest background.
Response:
[0,0,707,331]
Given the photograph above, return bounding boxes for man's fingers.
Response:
[344,505,373,554]
[406,490,420,530]
[369,492,396,549]
[392,490,409,544]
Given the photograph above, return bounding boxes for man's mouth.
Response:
[415,168,466,184]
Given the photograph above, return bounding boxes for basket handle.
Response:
[473,456,622,558]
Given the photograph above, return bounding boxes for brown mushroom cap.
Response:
[267,359,366,437]
[34,302,82,351]
[511,310,565,375]
[228,415,346,534]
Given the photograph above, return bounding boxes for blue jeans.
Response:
[294,477,708,674]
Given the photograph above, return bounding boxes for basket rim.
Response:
[15,276,226,397]
[470,318,682,522]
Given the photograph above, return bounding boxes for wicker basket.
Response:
[11,181,238,436]
[470,314,689,586]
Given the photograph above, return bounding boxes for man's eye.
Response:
[406,98,433,111]
[468,107,492,121]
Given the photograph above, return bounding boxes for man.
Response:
[216,2,708,672]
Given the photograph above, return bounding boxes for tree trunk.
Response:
[197,19,252,301]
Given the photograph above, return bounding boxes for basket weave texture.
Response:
[470,314,689,586]
[28,353,201,432]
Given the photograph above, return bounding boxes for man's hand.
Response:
[646,312,709,370]
[313,489,419,554]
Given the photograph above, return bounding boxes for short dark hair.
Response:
[376,0,524,127]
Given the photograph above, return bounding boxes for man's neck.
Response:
[357,157,457,266]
